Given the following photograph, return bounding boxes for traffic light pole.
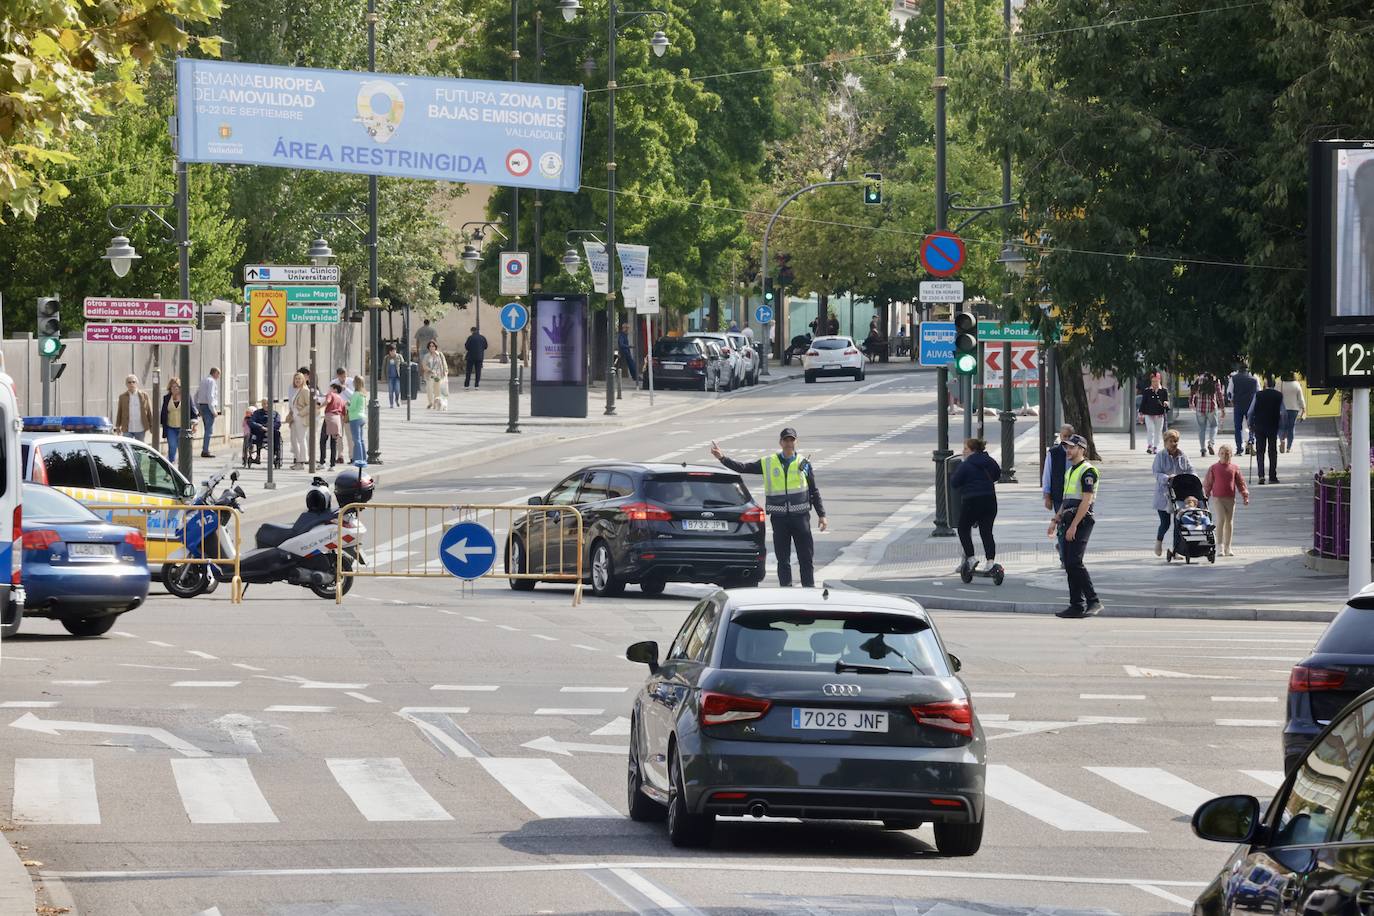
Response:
[931,0,955,537]
[761,179,863,373]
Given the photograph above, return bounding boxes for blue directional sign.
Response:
[919,321,956,367]
[438,522,497,580]
[500,302,529,333]
[754,304,774,325]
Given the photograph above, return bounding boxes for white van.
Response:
[0,369,26,638]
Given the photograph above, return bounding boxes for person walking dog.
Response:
[711,428,828,588]
[1052,435,1102,618]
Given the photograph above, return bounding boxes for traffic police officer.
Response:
[711,428,827,587]
[1049,434,1103,618]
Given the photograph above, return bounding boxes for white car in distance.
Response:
[802,336,866,383]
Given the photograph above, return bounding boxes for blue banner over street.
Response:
[176,60,585,193]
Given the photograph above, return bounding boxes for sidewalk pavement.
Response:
[0,836,30,916]
[221,361,810,520]
[836,408,1351,622]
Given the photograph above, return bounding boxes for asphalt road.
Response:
[0,373,1315,915]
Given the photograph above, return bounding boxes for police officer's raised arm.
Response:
[709,441,764,475]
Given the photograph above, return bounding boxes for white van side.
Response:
[0,370,24,638]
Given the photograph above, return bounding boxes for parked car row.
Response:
[645,332,760,392]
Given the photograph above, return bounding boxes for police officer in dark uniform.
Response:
[711,428,827,587]
[1051,434,1104,618]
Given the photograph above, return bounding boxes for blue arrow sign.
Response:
[500,302,529,333]
[754,304,774,324]
[439,522,498,580]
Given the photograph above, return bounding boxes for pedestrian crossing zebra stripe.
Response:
[326,758,453,822]
[1086,766,1217,815]
[172,758,278,824]
[12,758,99,825]
[985,765,1143,833]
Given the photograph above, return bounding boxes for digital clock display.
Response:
[1326,337,1374,381]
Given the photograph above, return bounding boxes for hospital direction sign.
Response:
[177,60,584,193]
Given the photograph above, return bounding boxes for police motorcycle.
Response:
[161,467,373,600]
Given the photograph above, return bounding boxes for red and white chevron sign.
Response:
[982,343,1040,386]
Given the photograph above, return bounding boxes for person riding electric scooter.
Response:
[162,467,373,599]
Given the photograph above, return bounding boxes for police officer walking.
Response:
[1049,434,1104,618]
[711,428,828,587]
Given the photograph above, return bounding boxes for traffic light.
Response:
[763,277,776,306]
[953,311,977,375]
[36,296,63,359]
[864,172,882,205]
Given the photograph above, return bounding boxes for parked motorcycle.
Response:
[161,467,373,600]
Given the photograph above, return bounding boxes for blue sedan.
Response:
[20,483,149,637]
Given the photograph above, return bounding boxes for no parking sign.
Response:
[500,252,530,296]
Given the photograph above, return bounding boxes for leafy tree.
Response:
[0,0,224,219]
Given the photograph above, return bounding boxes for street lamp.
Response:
[561,247,583,275]
[308,237,335,265]
[461,242,482,274]
[102,200,190,476]
[559,0,672,416]
[996,243,1029,278]
[460,218,513,430]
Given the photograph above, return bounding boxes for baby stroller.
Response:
[1165,472,1216,564]
[242,408,283,469]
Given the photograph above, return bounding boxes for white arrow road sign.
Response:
[521,735,630,757]
[212,714,273,754]
[1123,665,1237,680]
[10,712,208,757]
[445,537,494,565]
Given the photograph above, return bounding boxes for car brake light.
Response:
[687,358,705,369]
[700,691,771,726]
[806,349,819,356]
[124,531,146,552]
[911,698,974,737]
[31,447,47,485]
[10,505,20,584]
[930,798,964,808]
[622,502,673,522]
[843,348,860,355]
[1289,666,1347,692]
[741,506,766,523]
[712,791,748,800]
[21,530,60,551]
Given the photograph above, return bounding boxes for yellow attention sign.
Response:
[249,289,287,347]
[1301,376,1342,419]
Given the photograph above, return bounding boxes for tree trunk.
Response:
[816,293,829,335]
[1056,345,1102,461]
[708,295,720,332]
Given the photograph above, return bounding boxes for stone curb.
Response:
[0,836,32,916]
[828,581,1338,623]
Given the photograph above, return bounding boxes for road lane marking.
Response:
[1133,884,1195,907]
[573,644,601,652]
[1124,665,1236,679]
[1217,719,1283,727]
[478,758,618,818]
[186,651,219,660]
[1080,694,1146,700]
[431,685,499,691]
[561,687,629,694]
[0,701,59,708]
[985,764,1142,832]
[231,663,266,672]
[327,758,452,822]
[51,680,107,686]
[1086,767,1216,814]
[171,759,278,824]
[147,641,175,648]
[10,713,207,757]
[497,625,520,632]
[532,634,558,642]
[172,681,241,688]
[589,867,705,916]
[464,616,487,622]
[119,663,199,671]
[13,758,100,824]
[1077,716,1145,725]
[1243,769,1285,789]
[976,692,1016,698]
[536,708,605,716]
[264,706,333,713]
[592,716,632,737]
[396,708,480,758]
[346,692,380,704]
[1211,696,1278,703]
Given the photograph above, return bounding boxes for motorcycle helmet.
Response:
[305,482,333,514]
[334,466,376,507]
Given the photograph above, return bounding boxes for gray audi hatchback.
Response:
[625,587,987,853]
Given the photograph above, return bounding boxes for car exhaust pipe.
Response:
[747,802,767,819]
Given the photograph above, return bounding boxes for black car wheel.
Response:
[804,371,816,384]
[639,576,666,596]
[62,615,117,637]
[934,820,984,856]
[590,541,625,597]
[1,603,19,639]
[627,717,667,822]
[508,537,537,591]
[667,745,713,847]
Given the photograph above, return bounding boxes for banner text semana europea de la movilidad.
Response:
[177,59,585,193]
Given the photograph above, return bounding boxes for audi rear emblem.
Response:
[822,684,861,696]
[701,511,715,518]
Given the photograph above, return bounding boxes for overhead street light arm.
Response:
[315,211,368,238]
[105,202,176,240]
[949,197,1018,234]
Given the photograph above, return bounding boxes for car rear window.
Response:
[813,339,851,350]
[721,611,950,675]
[22,484,98,523]
[645,473,748,507]
[1315,606,1374,654]
[655,339,700,356]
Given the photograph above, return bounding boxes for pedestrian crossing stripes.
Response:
[7,758,1289,833]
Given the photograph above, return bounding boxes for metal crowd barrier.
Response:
[334,502,584,605]
[84,502,244,603]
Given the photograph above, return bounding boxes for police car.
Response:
[0,371,23,639]
[20,417,195,566]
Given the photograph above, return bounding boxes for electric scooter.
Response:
[161,473,365,599]
[958,558,1005,586]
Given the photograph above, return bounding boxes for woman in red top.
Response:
[323,383,347,468]
[1203,443,1250,557]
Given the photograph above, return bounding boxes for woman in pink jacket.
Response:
[1203,444,1250,557]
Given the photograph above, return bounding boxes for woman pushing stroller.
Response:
[950,437,1004,584]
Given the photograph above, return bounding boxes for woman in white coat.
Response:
[421,340,448,410]
[287,371,312,468]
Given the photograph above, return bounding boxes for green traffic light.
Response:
[955,352,977,375]
[38,337,61,358]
